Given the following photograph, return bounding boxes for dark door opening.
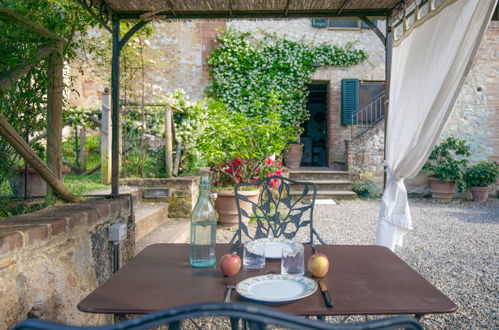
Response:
[300,82,328,167]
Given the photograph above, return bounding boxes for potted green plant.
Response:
[464,161,499,202]
[422,137,470,201]
[352,172,376,198]
[198,102,294,226]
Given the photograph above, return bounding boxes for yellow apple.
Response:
[307,253,329,277]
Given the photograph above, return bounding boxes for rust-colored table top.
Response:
[78,244,456,316]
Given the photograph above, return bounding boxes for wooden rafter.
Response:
[337,0,351,15]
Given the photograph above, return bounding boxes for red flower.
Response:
[265,158,272,165]
[275,169,282,176]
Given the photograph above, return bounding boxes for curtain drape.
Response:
[377,0,498,250]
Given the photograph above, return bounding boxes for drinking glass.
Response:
[281,243,304,275]
[243,242,265,270]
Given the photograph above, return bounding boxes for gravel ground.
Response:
[216,197,499,329]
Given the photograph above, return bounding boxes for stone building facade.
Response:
[70,18,499,192]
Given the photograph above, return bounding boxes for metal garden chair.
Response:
[14,302,422,330]
[230,176,326,245]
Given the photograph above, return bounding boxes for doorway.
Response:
[300,82,328,167]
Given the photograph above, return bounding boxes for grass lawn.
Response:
[64,171,109,196]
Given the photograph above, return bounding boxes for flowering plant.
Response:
[198,101,293,189]
[215,156,283,188]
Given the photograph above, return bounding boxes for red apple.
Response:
[219,253,241,276]
[307,253,329,278]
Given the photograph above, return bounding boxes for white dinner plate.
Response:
[236,274,317,303]
[246,238,301,259]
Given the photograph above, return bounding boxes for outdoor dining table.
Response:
[78,243,456,319]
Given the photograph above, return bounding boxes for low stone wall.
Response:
[121,176,199,219]
[0,197,133,328]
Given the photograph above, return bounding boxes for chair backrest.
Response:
[14,302,422,330]
[231,176,325,245]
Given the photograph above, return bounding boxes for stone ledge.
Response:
[0,197,131,257]
[120,176,199,188]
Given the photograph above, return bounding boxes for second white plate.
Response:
[246,238,301,259]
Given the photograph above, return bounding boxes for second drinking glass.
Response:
[281,243,304,275]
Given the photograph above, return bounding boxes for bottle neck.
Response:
[200,174,211,193]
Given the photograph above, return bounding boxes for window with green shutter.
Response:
[341,79,359,125]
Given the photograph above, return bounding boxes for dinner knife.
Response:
[319,280,334,308]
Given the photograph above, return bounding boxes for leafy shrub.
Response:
[352,172,376,197]
[198,101,294,188]
[423,137,471,191]
[208,29,367,138]
[464,161,499,187]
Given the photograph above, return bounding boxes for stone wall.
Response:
[121,177,199,219]
[443,21,499,163]
[0,197,133,328]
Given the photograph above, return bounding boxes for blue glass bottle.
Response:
[190,168,217,267]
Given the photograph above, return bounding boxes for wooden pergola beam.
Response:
[0,4,67,42]
[46,40,64,188]
[0,114,76,202]
[0,5,72,200]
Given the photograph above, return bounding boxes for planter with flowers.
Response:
[464,161,498,202]
[422,137,470,201]
[198,102,294,226]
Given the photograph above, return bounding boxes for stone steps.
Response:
[134,219,190,255]
[289,169,351,181]
[304,179,353,191]
[291,190,356,200]
[288,168,355,200]
[134,203,169,242]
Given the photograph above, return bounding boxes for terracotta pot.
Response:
[470,186,489,202]
[284,144,303,169]
[428,178,456,201]
[9,167,70,197]
[214,189,260,226]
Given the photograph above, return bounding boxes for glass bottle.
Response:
[190,167,217,267]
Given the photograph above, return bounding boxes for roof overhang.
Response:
[81,0,407,20]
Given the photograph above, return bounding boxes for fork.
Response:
[224,277,236,303]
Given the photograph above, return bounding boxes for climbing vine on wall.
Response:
[207,29,368,136]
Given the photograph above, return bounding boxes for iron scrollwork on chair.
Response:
[231,176,325,245]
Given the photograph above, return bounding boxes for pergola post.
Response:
[164,106,173,177]
[383,15,393,190]
[46,40,64,194]
[101,88,112,184]
[111,17,120,195]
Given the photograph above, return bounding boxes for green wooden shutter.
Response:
[311,19,328,27]
[341,78,359,125]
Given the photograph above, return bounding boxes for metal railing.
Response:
[351,92,385,139]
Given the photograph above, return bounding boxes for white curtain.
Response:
[377,0,498,250]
